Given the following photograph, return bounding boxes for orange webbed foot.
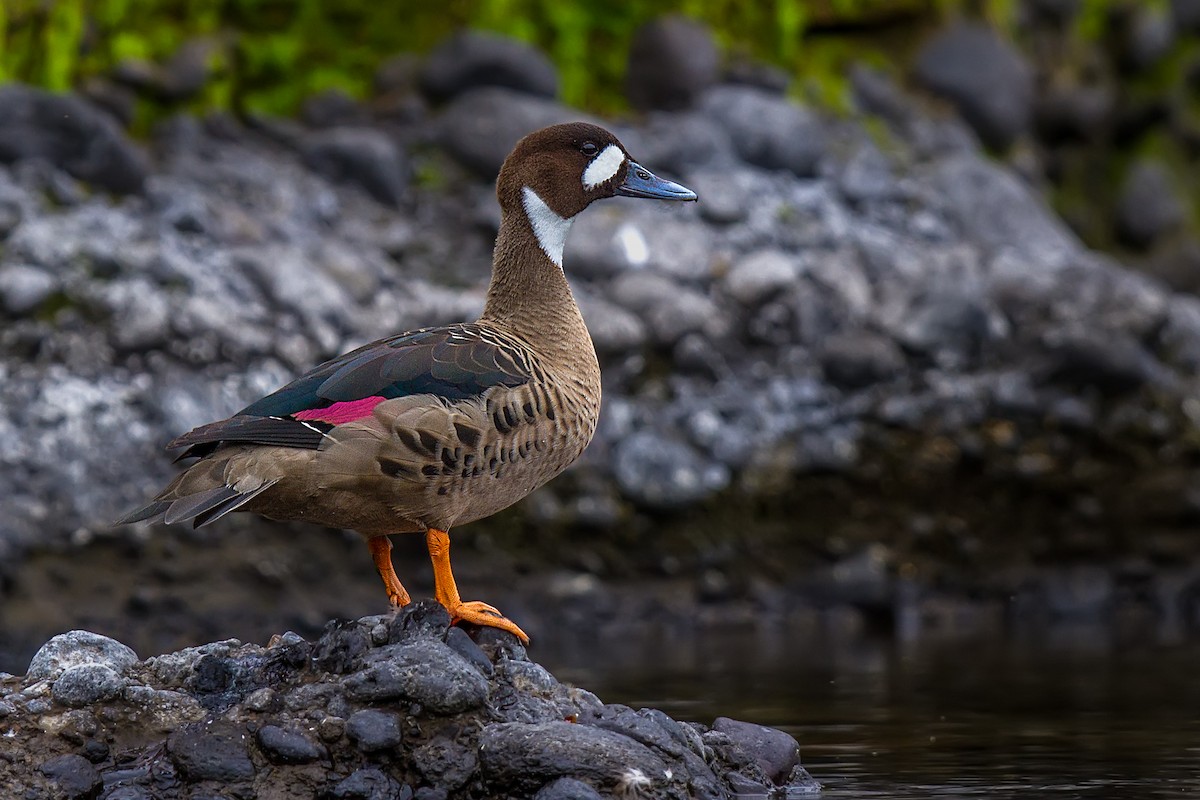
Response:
[447,600,530,644]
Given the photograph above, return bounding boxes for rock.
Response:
[1040,329,1157,394]
[52,663,124,707]
[27,631,138,681]
[613,431,730,509]
[1174,0,1200,32]
[301,127,407,207]
[534,777,604,800]
[420,31,558,103]
[577,292,647,354]
[1034,81,1114,144]
[647,288,721,345]
[39,754,102,799]
[724,249,800,306]
[329,767,412,800]
[346,709,403,752]
[913,23,1034,150]
[436,88,583,177]
[256,724,326,764]
[0,84,149,193]
[625,16,719,111]
[1119,5,1175,73]
[712,717,800,783]
[0,263,57,315]
[723,58,791,94]
[566,207,651,278]
[113,38,217,102]
[633,111,735,175]
[819,331,906,389]
[929,152,1080,266]
[166,722,256,781]
[301,89,371,129]
[342,638,490,714]
[443,627,494,678]
[412,735,478,792]
[702,85,826,176]
[479,720,671,796]
[1115,159,1186,249]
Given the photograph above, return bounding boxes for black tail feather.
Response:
[163,486,239,526]
[114,500,171,526]
[192,480,277,528]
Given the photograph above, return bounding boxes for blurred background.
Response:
[2,1,1199,795]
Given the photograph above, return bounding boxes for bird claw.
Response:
[449,601,530,644]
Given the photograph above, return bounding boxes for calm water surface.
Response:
[539,626,1200,799]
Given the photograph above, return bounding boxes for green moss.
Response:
[0,0,1008,118]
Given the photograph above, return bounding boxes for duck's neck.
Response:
[481,203,590,357]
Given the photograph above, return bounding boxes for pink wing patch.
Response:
[292,396,386,425]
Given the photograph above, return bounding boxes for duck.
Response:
[118,122,697,643]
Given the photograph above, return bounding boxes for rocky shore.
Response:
[0,602,817,799]
[2,21,1200,671]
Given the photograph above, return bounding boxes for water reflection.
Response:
[537,624,1200,799]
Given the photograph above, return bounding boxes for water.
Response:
[538,625,1200,799]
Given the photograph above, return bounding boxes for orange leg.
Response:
[368,535,411,607]
[426,528,529,644]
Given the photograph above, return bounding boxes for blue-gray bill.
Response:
[617,162,697,201]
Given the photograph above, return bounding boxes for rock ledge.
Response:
[0,601,818,799]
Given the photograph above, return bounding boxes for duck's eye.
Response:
[580,142,598,156]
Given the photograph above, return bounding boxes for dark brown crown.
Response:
[496,122,632,219]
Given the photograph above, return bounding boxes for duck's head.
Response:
[497,122,697,267]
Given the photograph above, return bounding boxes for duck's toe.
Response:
[449,601,530,644]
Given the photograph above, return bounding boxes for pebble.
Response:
[346,709,403,752]
[256,723,326,763]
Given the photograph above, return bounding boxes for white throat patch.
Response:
[522,186,572,268]
[582,144,625,189]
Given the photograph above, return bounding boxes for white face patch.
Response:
[522,186,573,268]
[582,144,625,190]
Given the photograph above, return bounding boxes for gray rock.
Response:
[342,638,489,714]
[256,724,326,764]
[1120,5,1175,72]
[166,722,256,781]
[534,777,604,800]
[301,89,372,129]
[712,717,800,783]
[1115,159,1186,249]
[301,127,407,208]
[0,263,57,315]
[647,288,721,345]
[420,31,558,103]
[819,331,905,389]
[914,23,1034,149]
[1034,81,1114,144]
[347,709,403,752]
[724,249,799,306]
[614,431,730,509]
[479,720,671,796]
[702,86,826,176]
[690,169,750,224]
[929,152,1080,267]
[633,111,735,175]
[566,207,652,278]
[443,626,493,677]
[0,84,149,193]
[412,735,478,792]
[39,754,102,799]
[437,88,584,177]
[1174,0,1200,32]
[329,767,412,800]
[27,630,138,680]
[577,292,647,354]
[626,16,719,111]
[52,663,124,707]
